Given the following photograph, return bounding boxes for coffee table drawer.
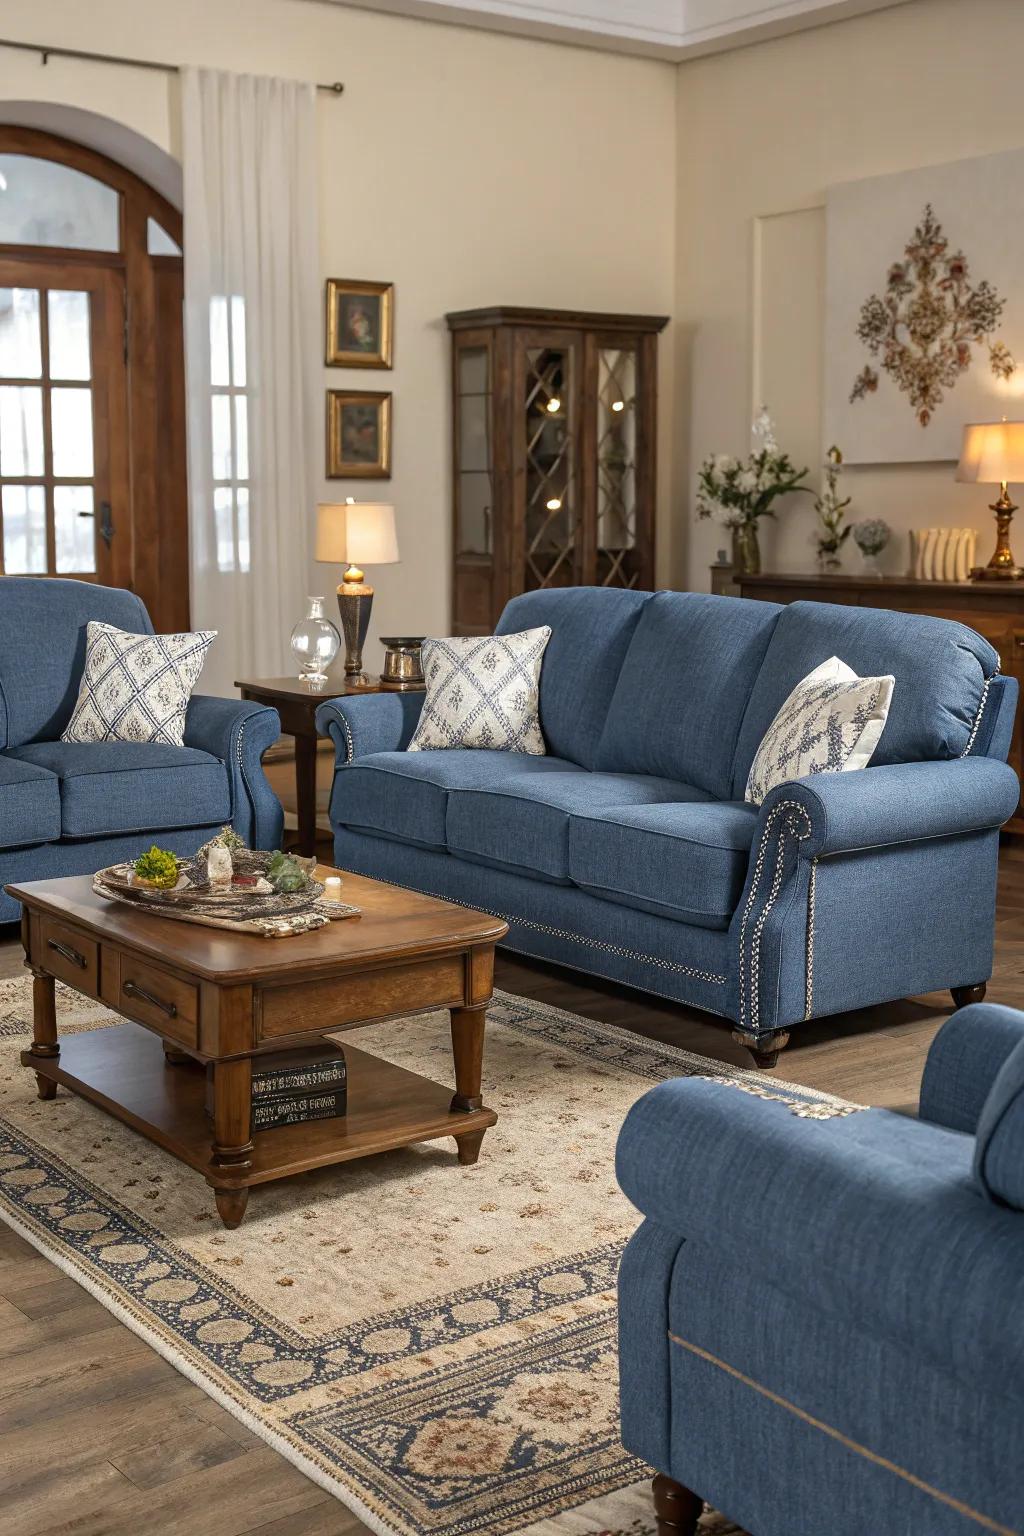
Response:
[115,955,199,1048]
[258,955,466,1039]
[39,917,99,996]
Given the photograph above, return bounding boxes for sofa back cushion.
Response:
[594,591,782,796]
[0,578,152,749]
[731,600,1000,798]
[496,588,651,768]
[974,1036,1024,1210]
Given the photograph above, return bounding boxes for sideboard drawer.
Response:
[39,917,99,996]
[114,954,199,1048]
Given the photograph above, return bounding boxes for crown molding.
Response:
[315,0,913,60]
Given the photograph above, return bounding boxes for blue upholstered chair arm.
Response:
[315,693,424,763]
[920,1003,1024,1134]
[183,694,283,849]
[757,756,1020,858]
[616,1075,1024,1394]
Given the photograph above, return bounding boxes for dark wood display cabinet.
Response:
[446,305,668,634]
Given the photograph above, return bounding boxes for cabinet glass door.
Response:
[456,343,492,556]
[523,343,579,589]
[596,346,638,587]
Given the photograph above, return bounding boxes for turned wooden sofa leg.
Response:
[732,1028,790,1070]
[951,982,987,1008]
[652,1473,703,1534]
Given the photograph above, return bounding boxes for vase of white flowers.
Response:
[852,517,891,577]
[696,409,810,577]
[813,445,852,572]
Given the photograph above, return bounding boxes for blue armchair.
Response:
[0,578,283,923]
[316,587,1019,1066]
[616,1002,1024,1535]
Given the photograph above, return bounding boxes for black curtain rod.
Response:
[0,36,344,94]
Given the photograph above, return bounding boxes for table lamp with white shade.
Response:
[316,501,399,681]
[956,420,1024,580]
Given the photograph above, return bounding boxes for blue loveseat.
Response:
[616,1001,1024,1534]
[316,587,1019,1063]
[0,578,283,924]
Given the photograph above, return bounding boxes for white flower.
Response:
[752,408,778,453]
[713,453,738,476]
[708,505,739,528]
[736,469,758,493]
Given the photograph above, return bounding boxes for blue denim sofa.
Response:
[316,587,1019,1063]
[616,1001,1024,1534]
[0,578,283,924]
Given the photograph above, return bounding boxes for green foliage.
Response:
[132,845,180,889]
[696,409,810,530]
[214,825,246,851]
[266,850,306,894]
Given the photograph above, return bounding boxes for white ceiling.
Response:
[320,0,913,59]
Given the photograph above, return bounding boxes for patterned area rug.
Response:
[0,978,841,1535]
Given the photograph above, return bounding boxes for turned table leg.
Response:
[211,1058,253,1224]
[450,1002,489,1163]
[214,1187,249,1228]
[652,1473,703,1535]
[29,968,59,1100]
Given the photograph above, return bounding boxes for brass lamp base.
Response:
[337,566,374,681]
[971,486,1024,580]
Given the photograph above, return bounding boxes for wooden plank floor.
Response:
[2,840,1022,1533]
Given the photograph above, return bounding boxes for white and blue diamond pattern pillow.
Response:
[62,622,216,747]
[745,655,894,806]
[408,627,551,754]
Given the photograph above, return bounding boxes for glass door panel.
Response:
[0,262,125,583]
[523,343,578,590]
[456,343,492,556]
[596,346,639,587]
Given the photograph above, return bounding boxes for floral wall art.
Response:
[825,147,1024,463]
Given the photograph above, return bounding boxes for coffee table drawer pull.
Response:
[48,938,86,969]
[123,979,178,1019]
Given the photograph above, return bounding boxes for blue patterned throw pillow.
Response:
[745,655,894,806]
[407,627,551,753]
[62,622,216,747]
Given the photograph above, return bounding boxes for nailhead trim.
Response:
[804,855,818,1022]
[961,673,995,758]
[377,876,727,986]
[739,800,812,1034]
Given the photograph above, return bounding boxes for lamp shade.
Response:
[315,502,399,565]
[956,422,1024,485]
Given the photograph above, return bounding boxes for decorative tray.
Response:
[93,848,361,937]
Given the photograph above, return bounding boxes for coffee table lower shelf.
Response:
[23,1024,496,1224]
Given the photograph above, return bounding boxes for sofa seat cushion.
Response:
[0,754,61,849]
[7,741,231,839]
[446,769,713,884]
[569,800,759,929]
[337,751,582,851]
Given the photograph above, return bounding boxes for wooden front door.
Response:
[0,258,130,589]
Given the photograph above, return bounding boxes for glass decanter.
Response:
[290,596,340,685]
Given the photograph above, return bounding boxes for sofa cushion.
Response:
[496,588,652,769]
[408,627,550,754]
[732,601,1000,798]
[594,591,782,797]
[569,800,758,929]
[0,577,153,750]
[0,753,61,849]
[336,751,581,850]
[7,741,231,839]
[974,1037,1024,1210]
[446,769,712,884]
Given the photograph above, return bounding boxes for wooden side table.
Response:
[236,675,381,856]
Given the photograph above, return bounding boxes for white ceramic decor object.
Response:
[921,528,938,580]
[933,528,950,583]
[943,528,959,581]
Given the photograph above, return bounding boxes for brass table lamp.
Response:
[315,501,399,681]
[956,420,1024,580]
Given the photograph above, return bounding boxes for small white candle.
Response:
[323,876,343,903]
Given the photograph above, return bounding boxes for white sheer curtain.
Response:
[182,67,320,696]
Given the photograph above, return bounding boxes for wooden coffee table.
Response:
[8,868,507,1227]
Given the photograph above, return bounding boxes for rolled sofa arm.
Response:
[183,694,283,849]
[315,692,424,764]
[920,1003,1024,1134]
[758,756,1020,859]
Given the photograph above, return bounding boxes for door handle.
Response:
[77,502,114,547]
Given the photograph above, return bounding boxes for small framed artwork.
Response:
[326,390,392,479]
[325,278,394,368]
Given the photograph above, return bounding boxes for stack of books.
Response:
[206,1045,347,1131]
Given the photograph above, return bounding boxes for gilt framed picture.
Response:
[325,278,394,368]
[326,390,392,479]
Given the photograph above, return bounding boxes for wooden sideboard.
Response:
[736,572,1024,834]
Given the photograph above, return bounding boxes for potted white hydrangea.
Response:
[696,409,810,575]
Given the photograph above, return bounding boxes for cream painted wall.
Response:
[0,0,677,656]
[675,0,1024,589]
